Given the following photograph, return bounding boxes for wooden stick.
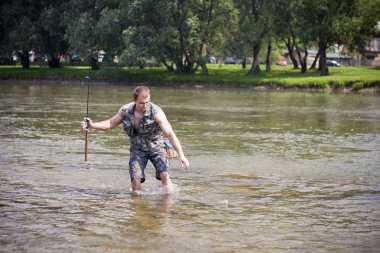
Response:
[85,130,88,161]
[84,65,90,161]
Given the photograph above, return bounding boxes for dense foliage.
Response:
[0,0,379,76]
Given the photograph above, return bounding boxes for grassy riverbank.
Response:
[0,64,379,90]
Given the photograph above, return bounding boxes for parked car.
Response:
[34,54,46,62]
[275,59,287,66]
[225,57,235,64]
[207,56,216,64]
[327,60,341,67]
[71,54,83,62]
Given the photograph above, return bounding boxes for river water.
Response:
[0,83,379,252]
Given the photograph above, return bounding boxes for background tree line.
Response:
[0,0,379,76]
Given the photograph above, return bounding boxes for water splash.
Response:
[131,184,181,196]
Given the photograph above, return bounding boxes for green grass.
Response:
[0,63,379,90]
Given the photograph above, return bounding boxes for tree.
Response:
[0,0,69,68]
[65,0,128,70]
[0,0,38,68]
[338,0,380,53]
[39,4,70,68]
[123,0,237,74]
[193,0,238,74]
[302,0,380,76]
[65,0,127,69]
[262,1,277,72]
[273,0,310,72]
[236,0,276,74]
[1,0,378,76]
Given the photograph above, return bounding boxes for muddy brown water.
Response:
[1,84,379,252]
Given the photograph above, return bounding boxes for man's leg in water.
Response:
[129,149,148,192]
[160,171,173,192]
[151,147,173,192]
[131,178,142,191]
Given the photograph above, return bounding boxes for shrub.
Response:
[329,80,345,89]
[351,81,364,91]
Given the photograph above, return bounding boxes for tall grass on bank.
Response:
[0,64,379,90]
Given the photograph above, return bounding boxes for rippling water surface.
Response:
[1,84,379,252]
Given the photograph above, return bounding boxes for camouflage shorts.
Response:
[129,146,169,183]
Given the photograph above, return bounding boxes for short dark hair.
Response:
[133,86,150,101]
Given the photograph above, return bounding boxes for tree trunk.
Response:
[48,54,60,68]
[161,59,174,72]
[174,56,184,73]
[291,27,307,73]
[247,0,263,74]
[18,50,30,69]
[249,42,261,74]
[242,58,246,69]
[301,48,308,73]
[295,45,308,73]
[319,41,329,76]
[91,56,99,70]
[183,53,195,73]
[266,40,272,72]
[174,53,197,74]
[310,49,320,69]
[285,38,298,69]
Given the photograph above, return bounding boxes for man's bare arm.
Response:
[156,110,189,168]
[85,107,124,131]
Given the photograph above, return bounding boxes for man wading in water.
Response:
[83,86,189,193]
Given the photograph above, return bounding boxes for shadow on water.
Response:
[1,84,380,252]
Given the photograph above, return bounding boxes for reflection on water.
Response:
[1,84,380,252]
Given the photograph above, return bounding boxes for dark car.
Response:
[327,60,341,67]
[71,54,83,62]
